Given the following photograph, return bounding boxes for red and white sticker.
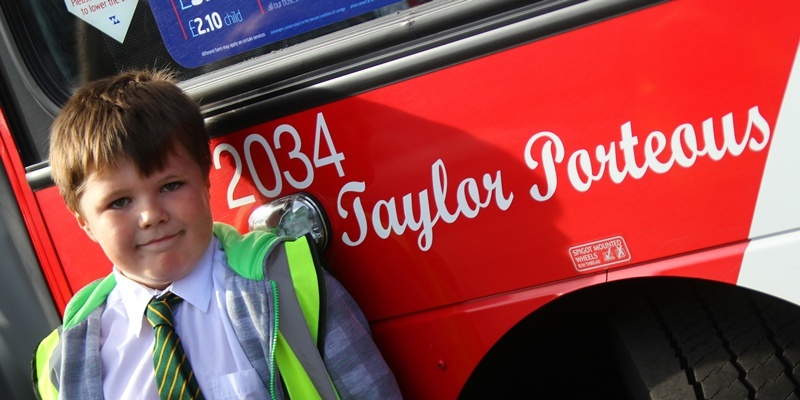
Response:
[569,236,631,272]
[65,0,138,43]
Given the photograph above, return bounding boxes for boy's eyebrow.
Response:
[83,171,133,204]
[153,171,187,184]
[87,165,190,200]
[95,185,131,203]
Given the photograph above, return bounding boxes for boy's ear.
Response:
[72,210,98,243]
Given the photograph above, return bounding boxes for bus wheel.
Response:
[612,280,800,400]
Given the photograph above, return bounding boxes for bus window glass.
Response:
[4,0,429,95]
[149,0,404,69]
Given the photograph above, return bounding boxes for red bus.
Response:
[2,0,800,398]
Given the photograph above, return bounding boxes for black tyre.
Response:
[460,278,800,399]
[613,280,800,400]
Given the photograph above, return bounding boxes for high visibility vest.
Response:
[33,222,339,400]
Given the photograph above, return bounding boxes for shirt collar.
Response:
[114,237,217,337]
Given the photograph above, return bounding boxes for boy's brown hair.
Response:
[49,70,211,212]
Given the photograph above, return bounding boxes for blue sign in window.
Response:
[149,0,399,68]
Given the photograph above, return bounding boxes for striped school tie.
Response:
[146,292,205,400]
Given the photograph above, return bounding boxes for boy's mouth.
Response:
[139,232,180,247]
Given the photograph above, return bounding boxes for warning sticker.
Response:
[65,0,138,43]
[568,236,631,272]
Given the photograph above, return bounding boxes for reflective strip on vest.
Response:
[285,237,320,343]
[272,236,339,400]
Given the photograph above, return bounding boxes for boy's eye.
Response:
[109,198,130,209]
[162,182,183,192]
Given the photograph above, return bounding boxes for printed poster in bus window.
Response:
[148,0,400,68]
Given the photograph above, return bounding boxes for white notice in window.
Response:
[64,0,139,43]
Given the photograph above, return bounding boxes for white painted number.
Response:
[213,143,256,208]
[213,113,347,209]
[314,113,345,177]
[244,134,283,198]
[274,124,314,189]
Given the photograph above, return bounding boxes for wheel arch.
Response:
[459,276,800,399]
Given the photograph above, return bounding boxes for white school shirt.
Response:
[99,237,270,399]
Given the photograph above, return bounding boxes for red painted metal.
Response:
[35,187,110,291]
[371,272,607,399]
[0,107,71,312]
[204,0,799,321]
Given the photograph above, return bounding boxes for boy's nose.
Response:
[139,199,169,228]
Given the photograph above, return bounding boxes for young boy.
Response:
[32,70,402,399]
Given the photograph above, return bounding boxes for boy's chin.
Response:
[119,266,193,291]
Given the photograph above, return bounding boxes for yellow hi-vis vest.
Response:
[33,222,340,400]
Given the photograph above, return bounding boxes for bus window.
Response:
[1,0,547,168]
[6,1,427,92]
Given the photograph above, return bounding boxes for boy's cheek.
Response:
[72,210,98,243]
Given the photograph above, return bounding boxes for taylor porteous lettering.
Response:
[523,105,770,200]
[337,105,771,251]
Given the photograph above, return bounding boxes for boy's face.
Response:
[74,144,213,290]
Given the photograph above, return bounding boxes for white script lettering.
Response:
[337,159,514,251]
[524,106,771,199]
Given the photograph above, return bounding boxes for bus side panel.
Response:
[738,41,800,305]
[34,186,109,291]
[384,239,750,399]
[0,107,71,311]
[206,0,800,319]
[372,273,606,399]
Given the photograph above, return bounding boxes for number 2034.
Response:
[213,112,345,209]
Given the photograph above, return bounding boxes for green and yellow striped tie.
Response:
[146,292,204,400]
